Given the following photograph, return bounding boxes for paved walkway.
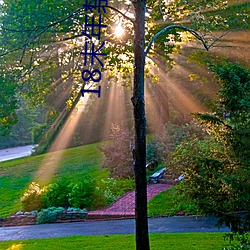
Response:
[0,216,230,241]
[88,184,171,218]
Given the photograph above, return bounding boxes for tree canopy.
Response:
[0,0,248,133]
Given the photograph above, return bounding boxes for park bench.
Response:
[149,168,165,184]
[175,174,185,182]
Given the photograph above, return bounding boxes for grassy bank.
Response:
[0,143,103,217]
[0,141,197,218]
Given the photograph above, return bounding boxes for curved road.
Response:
[0,145,37,162]
[0,216,229,241]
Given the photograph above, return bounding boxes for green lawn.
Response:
[148,186,199,217]
[0,233,230,250]
[0,141,197,218]
[0,143,104,217]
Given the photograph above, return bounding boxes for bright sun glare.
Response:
[114,25,124,37]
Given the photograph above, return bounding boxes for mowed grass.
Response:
[0,233,230,250]
[0,143,103,217]
[148,186,199,217]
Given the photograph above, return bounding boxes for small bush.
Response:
[68,180,94,209]
[67,207,86,213]
[93,177,134,209]
[43,177,71,208]
[21,182,45,211]
[32,123,47,144]
[36,206,64,224]
[93,178,117,208]
[223,233,250,250]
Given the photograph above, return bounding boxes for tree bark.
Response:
[131,1,150,250]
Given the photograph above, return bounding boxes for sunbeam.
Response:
[35,95,90,184]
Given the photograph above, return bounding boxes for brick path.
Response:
[88,184,171,219]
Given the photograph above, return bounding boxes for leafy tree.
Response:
[99,124,133,178]
[1,1,248,249]
[0,75,18,136]
[168,61,250,234]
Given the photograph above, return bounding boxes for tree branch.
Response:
[145,25,211,56]
[205,30,230,49]
[106,5,135,24]
[1,4,134,57]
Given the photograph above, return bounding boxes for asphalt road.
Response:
[0,145,37,162]
[0,216,230,241]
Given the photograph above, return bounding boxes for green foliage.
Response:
[93,178,117,208]
[32,123,48,144]
[168,61,250,233]
[68,180,94,209]
[93,177,134,209]
[209,2,250,30]
[0,75,18,136]
[20,182,45,212]
[42,177,95,209]
[146,140,159,171]
[43,178,71,208]
[223,233,250,250]
[0,0,239,115]
[67,207,86,213]
[0,104,43,148]
[20,174,133,212]
[36,206,64,224]
[0,142,102,217]
[168,136,240,212]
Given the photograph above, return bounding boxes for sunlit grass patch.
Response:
[0,143,103,217]
[0,233,230,250]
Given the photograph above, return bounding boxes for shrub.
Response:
[223,233,250,250]
[21,182,45,211]
[93,178,117,208]
[36,206,64,224]
[32,123,47,144]
[68,180,94,209]
[67,207,87,213]
[43,177,71,208]
[93,177,134,209]
[147,122,205,166]
[169,61,250,233]
[99,124,134,178]
[146,141,159,171]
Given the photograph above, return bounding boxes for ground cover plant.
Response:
[0,233,232,250]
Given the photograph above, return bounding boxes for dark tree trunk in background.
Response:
[131,1,150,250]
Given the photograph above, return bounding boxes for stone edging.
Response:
[0,212,87,227]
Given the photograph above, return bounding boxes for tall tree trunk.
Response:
[131,1,150,250]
